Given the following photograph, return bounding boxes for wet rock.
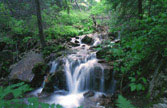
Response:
[9,51,44,82]
[83,92,112,108]
[75,40,80,44]
[84,91,95,98]
[96,47,108,59]
[69,42,80,47]
[43,71,67,92]
[54,90,68,95]
[43,59,67,93]
[76,37,79,39]
[114,39,121,43]
[31,63,49,88]
[81,36,94,45]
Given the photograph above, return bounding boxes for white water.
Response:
[65,53,104,94]
[50,61,58,74]
[29,76,46,96]
[31,34,106,108]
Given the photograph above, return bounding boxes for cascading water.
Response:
[39,33,113,108]
[50,61,58,74]
[65,52,104,94]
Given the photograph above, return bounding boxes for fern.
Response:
[0,82,64,108]
[0,82,32,108]
[116,95,136,108]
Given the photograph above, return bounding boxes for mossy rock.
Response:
[81,36,94,45]
[32,62,49,76]
[31,63,49,88]
[43,71,67,93]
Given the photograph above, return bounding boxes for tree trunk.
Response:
[148,0,152,16]
[138,0,143,20]
[148,59,164,98]
[74,0,81,12]
[65,0,70,14]
[35,0,46,49]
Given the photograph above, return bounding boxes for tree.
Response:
[138,0,143,20]
[35,0,46,49]
[74,0,81,11]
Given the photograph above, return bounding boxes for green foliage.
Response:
[44,10,93,40]
[95,0,167,94]
[90,0,108,15]
[45,25,79,40]
[116,95,136,108]
[129,75,147,92]
[0,82,63,108]
[0,3,11,31]
[43,45,65,57]
[0,82,31,108]
[1,36,16,45]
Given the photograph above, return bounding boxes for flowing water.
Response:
[30,33,110,108]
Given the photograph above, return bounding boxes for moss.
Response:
[32,62,48,76]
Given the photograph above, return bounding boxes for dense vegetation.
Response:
[0,0,167,107]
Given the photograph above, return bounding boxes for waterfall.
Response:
[42,33,114,108]
[65,53,104,93]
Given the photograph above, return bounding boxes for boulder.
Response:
[43,71,67,93]
[81,36,94,45]
[9,51,44,82]
[43,59,67,93]
[84,91,95,98]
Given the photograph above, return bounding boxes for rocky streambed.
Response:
[9,32,118,108]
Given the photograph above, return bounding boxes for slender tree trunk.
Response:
[35,0,46,49]
[74,0,81,11]
[148,0,152,16]
[65,0,70,14]
[138,0,143,20]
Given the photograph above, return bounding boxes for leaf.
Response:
[116,95,136,108]
[129,83,136,92]
[136,83,143,91]
[129,77,136,82]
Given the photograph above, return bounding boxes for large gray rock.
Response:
[9,51,44,82]
[153,98,167,108]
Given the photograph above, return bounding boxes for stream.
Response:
[29,33,115,108]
